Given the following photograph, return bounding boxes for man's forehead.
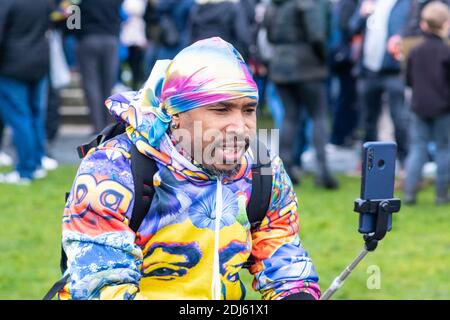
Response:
[211,97,258,108]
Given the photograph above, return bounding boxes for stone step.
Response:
[60,87,85,107]
[59,105,90,125]
[67,72,82,89]
[59,105,89,116]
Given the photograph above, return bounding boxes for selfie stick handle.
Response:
[320,248,369,300]
[320,198,401,300]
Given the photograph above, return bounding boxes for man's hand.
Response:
[387,35,404,61]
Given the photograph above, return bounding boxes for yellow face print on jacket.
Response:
[139,217,251,300]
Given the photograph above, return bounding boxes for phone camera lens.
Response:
[368,149,374,170]
[378,159,385,169]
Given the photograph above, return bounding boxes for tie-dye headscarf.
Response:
[131,37,259,147]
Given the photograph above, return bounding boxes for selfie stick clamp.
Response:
[320,198,401,300]
[355,198,401,251]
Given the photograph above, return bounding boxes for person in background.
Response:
[349,0,411,167]
[74,0,124,133]
[121,0,148,91]
[0,120,13,167]
[44,83,61,171]
[404,0,450,37]
[404,1,450,205]
[254,0,285,129]
[144,0,193,62]
[329,0,360,148]
[265,0,339,189]
[189,0,251,60]
[0,0,50,185]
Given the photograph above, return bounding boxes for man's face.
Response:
[172,97,257,175]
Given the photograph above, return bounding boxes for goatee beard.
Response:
[202,164,242,179]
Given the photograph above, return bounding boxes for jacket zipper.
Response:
[211,179,223,300]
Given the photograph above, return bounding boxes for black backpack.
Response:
[43,122,273,300]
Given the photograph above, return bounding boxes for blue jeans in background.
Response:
[266,81,284,130]
[404,113,450,199]
[360,73,410,164]
[331,71,358,146]
[0,76,47,178]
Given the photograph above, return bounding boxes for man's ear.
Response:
[420,20,430,33]
[172,113,180,125]
[442,20,450,38]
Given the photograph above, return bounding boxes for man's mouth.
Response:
[211,139,249,164]
[220,145,246,163]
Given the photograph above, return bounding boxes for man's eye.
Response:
[212,108,228,113]
[244,108,256,114]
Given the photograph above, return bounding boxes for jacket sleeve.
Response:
[298,0,326,44]
[339,0,359,37]
[249,156,321,300]
[348,1,366,36]
[389,0,411,37]
[62,144,145,300]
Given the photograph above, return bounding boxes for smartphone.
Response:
[359,142,397,234]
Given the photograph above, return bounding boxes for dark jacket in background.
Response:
[240,0,258,52]
[189,0,251,59]
[74,0,124,38]
[265,0,328,83]
[406,33,450,119]
[0,0,50,82]
[328,0,359,72]
[403,0,450,37]
[145,0,193,50]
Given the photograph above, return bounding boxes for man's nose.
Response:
[226,115,246,136]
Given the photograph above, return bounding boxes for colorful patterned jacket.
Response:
[60,91,320,300]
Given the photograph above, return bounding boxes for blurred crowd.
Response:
[0,0,449,204]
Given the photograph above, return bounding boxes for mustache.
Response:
[212,136,251,148]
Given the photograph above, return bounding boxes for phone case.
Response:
[359,142,397,234]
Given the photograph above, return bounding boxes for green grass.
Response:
[0,166,449,300]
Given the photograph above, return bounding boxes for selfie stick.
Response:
[320,198,401,300]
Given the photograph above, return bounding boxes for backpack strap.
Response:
[77,122,126,159]
[128,143,158,233]
[243,141,273,270]
[43,274,70,301]
[247,141,273,230]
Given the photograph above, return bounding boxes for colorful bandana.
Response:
[110,37,259,148]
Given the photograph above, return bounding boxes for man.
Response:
[404,0,450,37]
[189,0,251,60]
[60,38,320,300]
[401,0,450,66]
[74,0,123,133]
[0,0,50,184]
[349,0,411,166]
[404,1,450,205]
[264,0,338,189]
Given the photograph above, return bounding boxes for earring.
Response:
[171,122,179,129]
